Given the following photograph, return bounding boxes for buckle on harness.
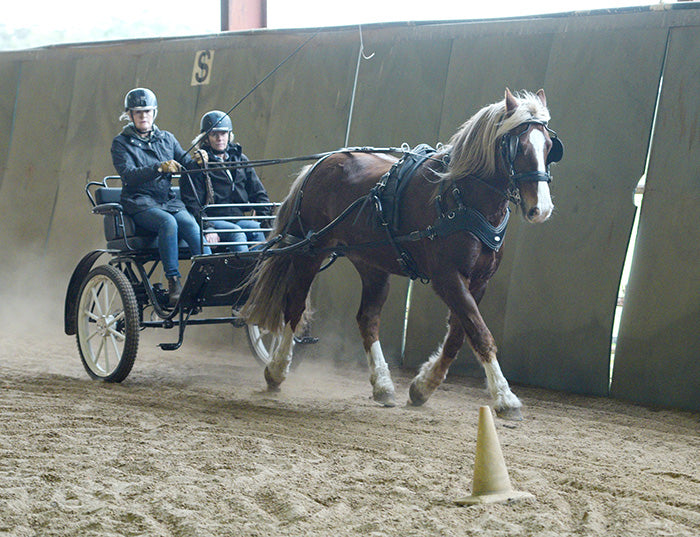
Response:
[408,226,435,241]
[396,252,418,280]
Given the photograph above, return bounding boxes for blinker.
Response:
[503,122,563,167]
[546,135,563,165]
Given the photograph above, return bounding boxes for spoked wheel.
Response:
[245,324,309,368]
[246,324,278,366]
[75,264,140,382]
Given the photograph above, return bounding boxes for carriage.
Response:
[63,175,300,382]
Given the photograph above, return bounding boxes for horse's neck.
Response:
[450,175,510,224]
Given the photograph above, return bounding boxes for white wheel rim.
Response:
[247,324,280,365]
[77,275,127,377]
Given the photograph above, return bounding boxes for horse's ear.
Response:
[536,88,547,106]
[505,88,518,113]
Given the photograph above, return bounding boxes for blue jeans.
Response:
[207,219,265,252]
[132,208,211,278]
[237,219,266,246]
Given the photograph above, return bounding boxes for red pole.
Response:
[221,0,267,31]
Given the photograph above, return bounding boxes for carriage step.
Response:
[159,342,182,351]
[294,336,319,345]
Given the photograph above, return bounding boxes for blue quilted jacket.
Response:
[111,124,195,215]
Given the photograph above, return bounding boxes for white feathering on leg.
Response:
[367,341,395,398]
[267,324,296,385]
[413,345,446,399]
[482,356,522,411]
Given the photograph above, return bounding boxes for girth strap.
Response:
[369,173,430,282]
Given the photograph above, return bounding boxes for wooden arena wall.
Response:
[1,5,698,411]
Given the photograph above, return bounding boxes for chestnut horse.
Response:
[242,89,563,419]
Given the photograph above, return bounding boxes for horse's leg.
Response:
[264,257,320,390]
[409,312,464,406]
[465,287,522,420]
[264,322,296,390]
[354,262,397,407]
[411,271,523,420]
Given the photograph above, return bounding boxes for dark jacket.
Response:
[111,124,195,215]
[180,142,271,229]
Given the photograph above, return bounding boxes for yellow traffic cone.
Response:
[455,406,534,506]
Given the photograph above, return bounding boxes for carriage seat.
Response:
[92,187,189,252]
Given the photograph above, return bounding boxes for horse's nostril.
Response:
[528,207,540,219]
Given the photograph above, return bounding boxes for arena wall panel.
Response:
[0,55,76,292]
[2,6,700,409]
[0,60,20,193]
[611,26,700,411]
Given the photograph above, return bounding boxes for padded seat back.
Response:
[94,186,187,252]
[94,187,142,242]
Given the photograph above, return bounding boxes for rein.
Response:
[182,147,403,175]
[263,182,510,282]
[464,174,521,206]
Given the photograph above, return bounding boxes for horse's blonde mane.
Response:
[441,90,551,182]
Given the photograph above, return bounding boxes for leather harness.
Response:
[367,144,511,281]
[275,124,563,282]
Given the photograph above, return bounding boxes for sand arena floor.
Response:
[1,316,699,537]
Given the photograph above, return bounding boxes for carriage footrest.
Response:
[180,253,256,308]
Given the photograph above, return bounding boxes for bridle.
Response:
[500,120,564,188]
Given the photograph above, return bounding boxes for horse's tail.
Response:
[240,165,312,334]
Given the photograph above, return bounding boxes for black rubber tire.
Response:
[75,264,140,382]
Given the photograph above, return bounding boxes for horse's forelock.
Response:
[495,90,551,137]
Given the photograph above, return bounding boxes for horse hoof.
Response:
[264,367,281,391]
[374,390,397,407]
[408,381,427,407]
[495,406,523,421]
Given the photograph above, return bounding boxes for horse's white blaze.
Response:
[529,129,547,171]
[535,181,554,221]
[482,356,522,411]
[526,129,554,223]
[267,323,295,384]
[367,340,394,394]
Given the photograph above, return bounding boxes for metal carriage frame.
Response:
[64,175,289,383]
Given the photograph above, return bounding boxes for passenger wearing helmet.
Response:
[181,110,271,252]
[111,88,210,305]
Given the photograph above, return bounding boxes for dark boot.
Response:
[167,276,182,306]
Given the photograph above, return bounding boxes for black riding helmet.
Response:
[200,110,233,133]
[124,88,158,111]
